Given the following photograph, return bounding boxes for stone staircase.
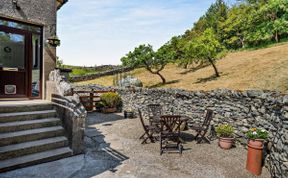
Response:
[0,101,72,173]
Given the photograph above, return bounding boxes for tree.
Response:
[247,0,288,44]
[220,4,251,48]
[185,28,227,77]
[261,0,288,42]
[56,57,64,68]
[121,44,168,84]
[205,0,229,40]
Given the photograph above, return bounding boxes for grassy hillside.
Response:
[76,43,288,93]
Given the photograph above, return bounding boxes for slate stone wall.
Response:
[70,66,134,82]
[116,87,288,178]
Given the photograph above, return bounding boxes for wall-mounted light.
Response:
[12,0,21,10]
[46,36,61,47]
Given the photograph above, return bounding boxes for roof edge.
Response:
[56,0,68,10]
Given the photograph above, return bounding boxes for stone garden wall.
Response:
[70,66,134,82]
[116,87,288,178]
[72,84,288,177]
[48,70,87,154]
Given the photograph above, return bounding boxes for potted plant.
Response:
[216,124,235,150]
[124,108,134,118]
[246,128,268,146]
[100,92,121,113]
[95,101,106,112]
[245,128,269,176]
[47,35,61,47]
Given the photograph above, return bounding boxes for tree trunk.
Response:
[240,37,245,48]
[156,72,166,84]
[275,31,279,43]
[208,58,220,77]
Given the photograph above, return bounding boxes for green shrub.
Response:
[100,92,121,108]
[216,124,234,138]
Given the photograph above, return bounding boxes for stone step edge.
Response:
[0,118,61,127]
[0,136,68,155]
[0,110,56,118]
[0,147,72,173]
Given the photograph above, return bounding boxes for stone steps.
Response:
[0,136,68,160]
[0,101,53,113]
[0,147,72,173]
[0,118,61,133]
[0,110,57,123]
[0,101,72,172]
[0,126,64,147]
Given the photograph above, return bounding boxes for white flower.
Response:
[261,129,266,132]
[252,131,257,135]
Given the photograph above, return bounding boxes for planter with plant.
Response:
[216,124,235,150]
[95,101,106,112]
[124,108,134,118]
[245,128,269,176]
[100,92,121,113]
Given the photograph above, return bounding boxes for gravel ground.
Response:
[83,112,271,178]
[1,112,271,178]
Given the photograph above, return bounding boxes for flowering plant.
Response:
[216,124,234,138]
[246,128,269,140]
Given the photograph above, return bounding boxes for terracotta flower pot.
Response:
[246,139,264,176]
[103,107,117,113]
[248,139,264,147]
[218,137,234,150]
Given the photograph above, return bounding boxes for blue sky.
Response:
[57,0,234,66]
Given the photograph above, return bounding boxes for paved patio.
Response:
[1,112,270,178]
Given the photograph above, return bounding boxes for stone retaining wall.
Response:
[116,87,288,178]
[70,66,134,82]
[48,70,86,155]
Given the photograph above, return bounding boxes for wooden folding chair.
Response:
[160,115,183,155]
[147,104,162,126]
[189,109,213,144]
[138,109,159,144]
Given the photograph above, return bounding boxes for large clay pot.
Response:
[218,137,234,149]
[246,139,264,176]
[248,139,264,147]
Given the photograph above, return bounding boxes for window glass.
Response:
[0,19,41,33]
[0,31,25,69]
[31,34,41,97]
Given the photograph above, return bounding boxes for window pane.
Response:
[31,34,41,97]
[0,31,25,69]
[0,19,41,33]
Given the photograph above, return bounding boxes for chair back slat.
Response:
[160,115,182,133]
[202,109,213,128]
[147,104,162,118]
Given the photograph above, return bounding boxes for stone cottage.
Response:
[0,0,67,100]
[0,0,86,173]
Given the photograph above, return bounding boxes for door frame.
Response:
[0,22,43,99]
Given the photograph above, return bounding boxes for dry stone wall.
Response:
[72,84,288,177]
[116,87,288,178]
[70,66,134,82]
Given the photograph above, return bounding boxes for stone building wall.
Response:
[0,0,58,97]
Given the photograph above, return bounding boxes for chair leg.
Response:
[160,135,163,155]
[141,136,149,144]
[197,130,210,144]
[194,132,200,140]
[139,133,145,139]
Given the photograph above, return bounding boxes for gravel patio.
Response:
[1,112,270,178]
